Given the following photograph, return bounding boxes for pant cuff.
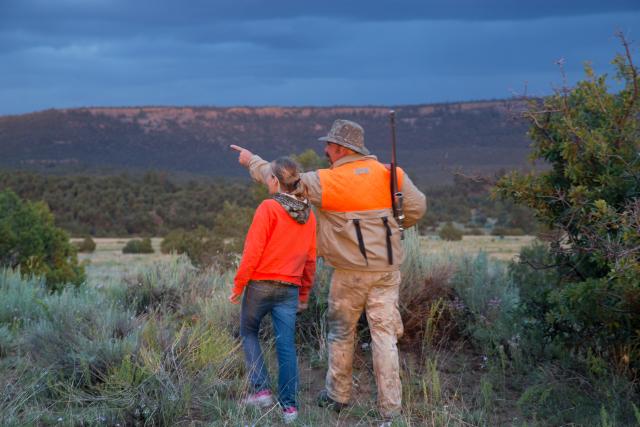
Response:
[327,388,349,404]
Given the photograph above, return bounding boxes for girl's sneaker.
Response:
[282,406,298,424]
[241,389,274,408]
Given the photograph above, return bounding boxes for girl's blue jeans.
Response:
[240,280,299,408]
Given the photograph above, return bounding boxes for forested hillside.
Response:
[0,100,532,184]
[0,170,536,237]
[0,171,259,236]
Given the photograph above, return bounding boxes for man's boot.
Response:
[316,389,347,412]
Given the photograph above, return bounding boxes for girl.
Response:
[229,157,316,424]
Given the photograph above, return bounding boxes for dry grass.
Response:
[400,260,459,349]
[72,238,179,285]
[421,235,536,261]
[33,233,633,426]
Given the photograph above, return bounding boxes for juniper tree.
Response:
[496,34,639,376]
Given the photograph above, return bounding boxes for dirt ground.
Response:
[293,337,522,426]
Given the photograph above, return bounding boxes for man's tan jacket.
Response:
[248,153,426,272]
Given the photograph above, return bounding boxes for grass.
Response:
[421,235,536,261]
[74,237,178,286]
[0,234,637,425]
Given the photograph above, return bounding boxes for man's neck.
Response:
[331,153,375,168]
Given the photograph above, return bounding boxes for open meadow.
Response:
[77,235,537,285]
[73,238,177,286]
[24,233,628,426]
[420,235,537,262]
[2,230,637,426]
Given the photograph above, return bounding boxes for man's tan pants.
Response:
[325,269,403,417]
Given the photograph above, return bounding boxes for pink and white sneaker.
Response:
[282,406,298,424]
[240,389,274,408]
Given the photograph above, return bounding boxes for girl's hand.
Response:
[229,292,242,304]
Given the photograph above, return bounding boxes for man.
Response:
[231,119,426,419]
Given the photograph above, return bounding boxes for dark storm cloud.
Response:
[4,0,639,25]
[0,0,638,114]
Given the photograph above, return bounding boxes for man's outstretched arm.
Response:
[230,144,323,207]
[230,144,272,184]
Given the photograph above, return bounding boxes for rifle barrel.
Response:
[389,110,404,239]
[389,110,397,168]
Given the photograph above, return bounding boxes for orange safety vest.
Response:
[318,159,404,211]
[318,159,404,265]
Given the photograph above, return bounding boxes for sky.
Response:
[1,0,639,115]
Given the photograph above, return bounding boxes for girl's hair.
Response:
[271,157,302,194]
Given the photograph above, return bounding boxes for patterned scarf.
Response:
[273,193,311,224]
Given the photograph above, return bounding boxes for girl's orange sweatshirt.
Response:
[233,199,317,303]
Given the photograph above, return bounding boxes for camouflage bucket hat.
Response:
[318,119,369,155]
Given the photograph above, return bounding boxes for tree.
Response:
[0,190,85,290]
[438,222,463,241]
[495,35,639,375]
[291,149,328,171]
[161,202,255,270]
[75,235,96,253]
[122,238,154,254]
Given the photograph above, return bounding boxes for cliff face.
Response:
[0,101,532,184]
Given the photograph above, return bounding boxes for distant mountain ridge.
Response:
[0,101,533,184]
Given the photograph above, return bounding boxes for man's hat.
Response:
[318,119,369,155]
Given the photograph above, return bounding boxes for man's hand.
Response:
[230,145,254,167]
[228,291,242,305]
[297,301,308,313]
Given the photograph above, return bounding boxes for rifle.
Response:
[389,110,405,239]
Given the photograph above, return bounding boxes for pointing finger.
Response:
[229,144,244,152]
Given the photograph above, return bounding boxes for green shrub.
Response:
[0,190,85,291]
[162,227,238,269]
[496,40,640,377]
[508,243,561,356]
[0,325,13,358]
[550,275,640,374]
[122,237,154,254]
[0,258,253,426]
[95,317,242,426]
[0,268,47,327]
[74,235,96,253]
[122,255,195,315]
[160,228,189,254]
[511,242,639,368]
[295,258,333,354]
[291,148,329,171]
[161,202,254,270]
[450,252,518,354]
[18,283,139,388]
[518,362,640,426]
[438,222,463,241]
[195,268,240,333]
